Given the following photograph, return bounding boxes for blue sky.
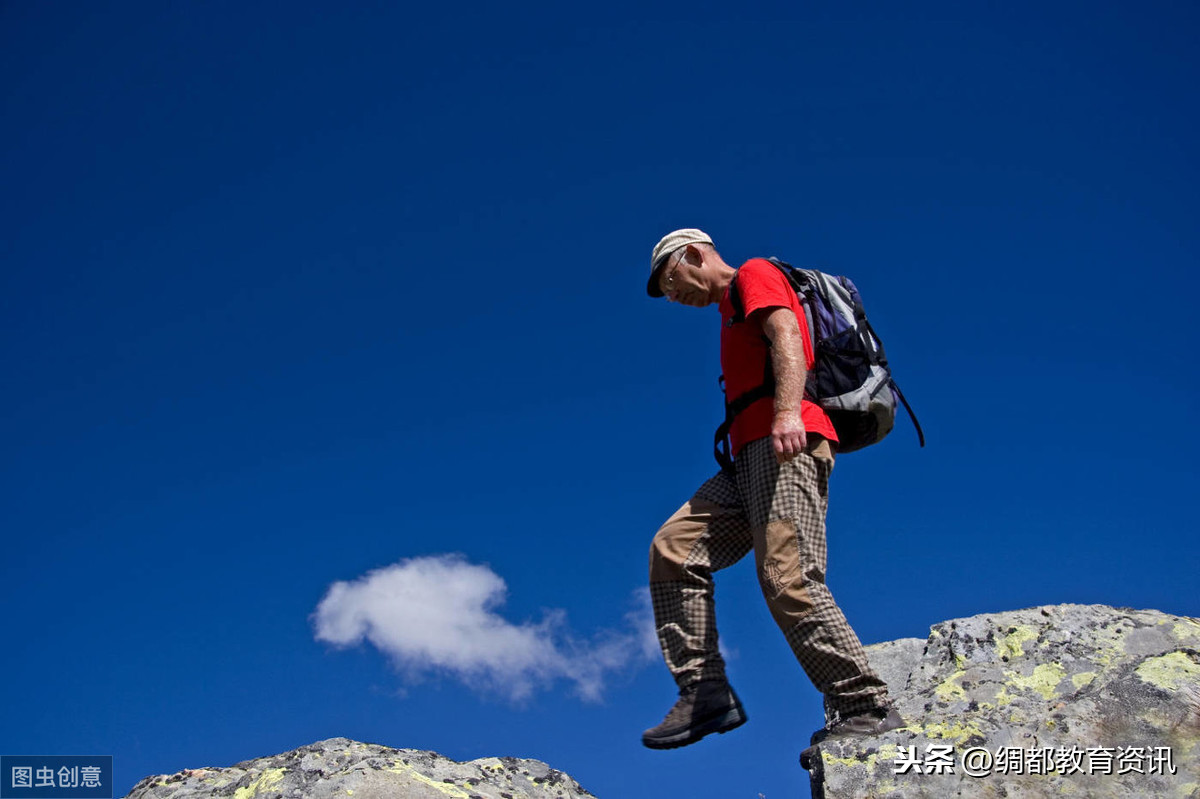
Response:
[2,2,1197,797]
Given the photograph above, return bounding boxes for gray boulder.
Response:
[126,737,597,799]
[804,603,1200,798]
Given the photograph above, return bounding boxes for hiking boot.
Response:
[808,706,906,747]
[800,707,906,769]
[641,680,747,750]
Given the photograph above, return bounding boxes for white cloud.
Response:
[312,554,654,702]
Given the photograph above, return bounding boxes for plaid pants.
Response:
[648,435,889,721]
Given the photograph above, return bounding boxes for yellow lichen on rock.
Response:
[1171,619,1200,646]
[820,743,899,770]
[1086,621,1135,669]
[232,768,287,799]
[919,719,985,745]
[1071,671,1096,690]
[1000,625,1038,659]
[1006,662,1067,701]
[936,671,966,702]
[994,684,1013,707]
[1135,651,1200,693]
[385,760,473,798]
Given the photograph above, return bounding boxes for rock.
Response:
[855,636,926,697]
[125,737,598,799]
[803,604,1200,798]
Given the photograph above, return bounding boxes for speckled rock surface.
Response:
[804,604,1200,798]
[125,738,597,799]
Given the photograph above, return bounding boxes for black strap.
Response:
[714,383,774,472]
[728,269,746,325]
[890,378,926,447]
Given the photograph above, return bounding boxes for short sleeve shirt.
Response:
[718,258,838,456]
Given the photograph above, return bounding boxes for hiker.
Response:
[641,228,904,751]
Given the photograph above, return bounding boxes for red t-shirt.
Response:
[719,258,838,456]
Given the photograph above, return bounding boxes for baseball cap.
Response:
[647,228,713,297]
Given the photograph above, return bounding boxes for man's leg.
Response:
[644,470,752,748]
[734,436,891,723]
[648,469,752,685]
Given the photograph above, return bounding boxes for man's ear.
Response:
[682,243,700,269]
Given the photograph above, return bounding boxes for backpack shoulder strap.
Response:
[764,257,817,354]
[730,257,802,324]
[728,267,747,325]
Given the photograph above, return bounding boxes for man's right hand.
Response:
[772,408,807,463]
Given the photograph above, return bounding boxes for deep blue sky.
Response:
[3,2,1197,798]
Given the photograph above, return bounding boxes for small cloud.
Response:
[628,587,661,662]
[312,554,653,702]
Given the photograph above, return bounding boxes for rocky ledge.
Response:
[804,604,1200,798]
[125,738,597,799]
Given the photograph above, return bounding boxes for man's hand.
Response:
[772,407,807,463]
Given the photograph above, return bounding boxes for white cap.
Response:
[647,228,713,297]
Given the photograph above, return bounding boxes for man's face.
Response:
[659,249,707,307]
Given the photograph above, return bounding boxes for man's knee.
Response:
[649,522,691,583]
[648,498,716,582]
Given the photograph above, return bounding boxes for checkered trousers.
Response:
[648,436,889,721]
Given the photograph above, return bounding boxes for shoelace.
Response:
[663,686,700,721]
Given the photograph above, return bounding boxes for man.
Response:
[641,228,904,751]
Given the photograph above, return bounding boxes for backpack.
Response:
[714,257,924,470]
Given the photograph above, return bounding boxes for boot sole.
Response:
[641,705,748,750]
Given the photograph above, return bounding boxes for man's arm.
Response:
[754,306,808,463]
